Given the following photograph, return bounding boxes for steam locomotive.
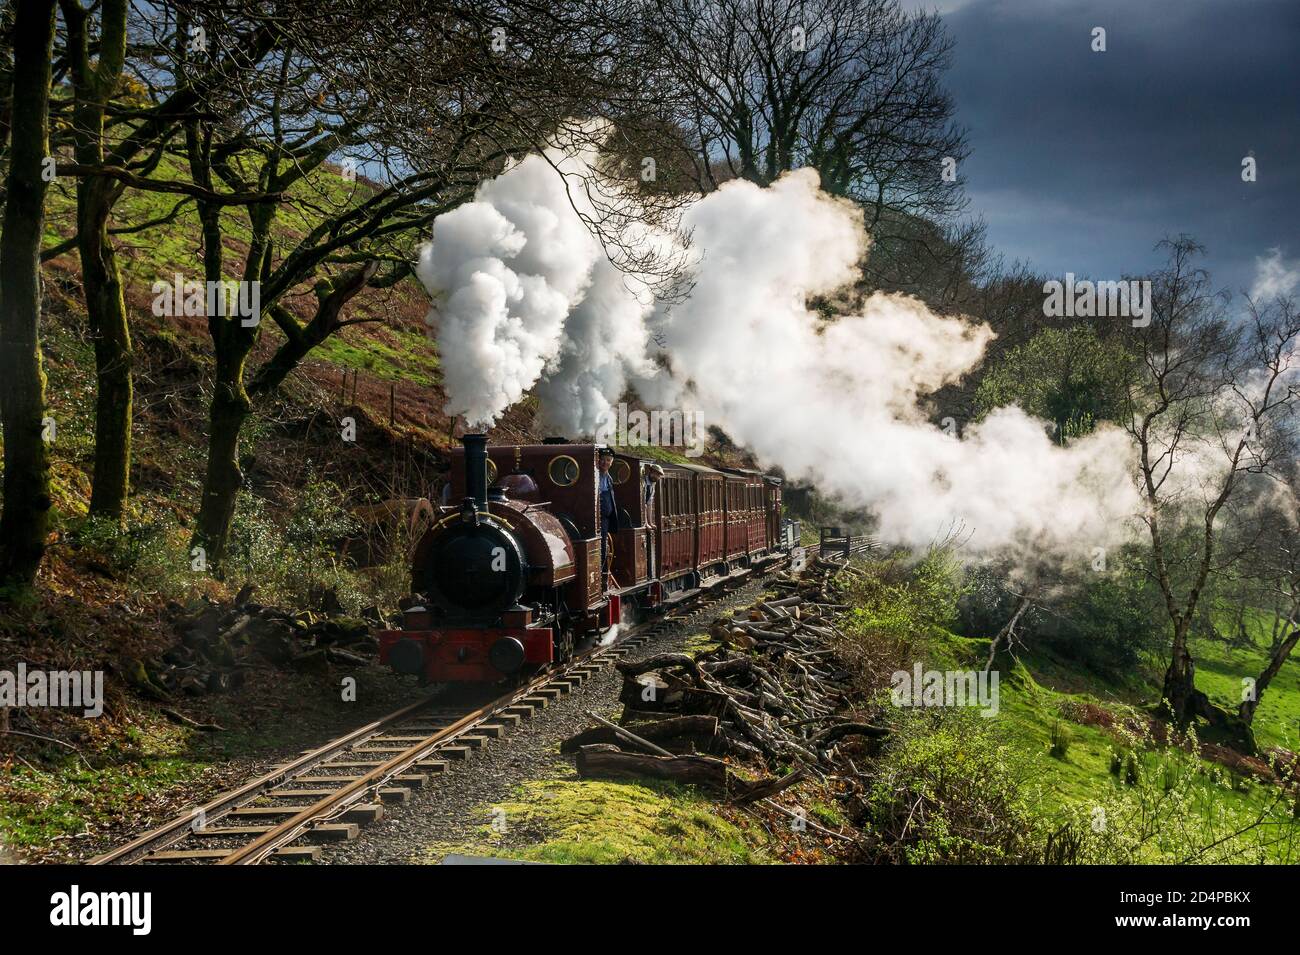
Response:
[377,435,802,684]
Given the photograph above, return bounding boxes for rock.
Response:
[252,631,295,665]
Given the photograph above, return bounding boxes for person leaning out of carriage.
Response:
[643,463,664,508]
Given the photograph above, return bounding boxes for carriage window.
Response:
[548,455,580,487]
[610,459,631,485]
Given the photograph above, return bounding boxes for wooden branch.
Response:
[561,715,719,754]
[583,710,673,756]
[54,162,283,205]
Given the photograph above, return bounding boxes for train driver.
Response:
[597,447,621,583]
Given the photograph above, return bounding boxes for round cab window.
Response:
[548,455,580,487]
[610,459,631,485]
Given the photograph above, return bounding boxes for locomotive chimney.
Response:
[463,433,489,509]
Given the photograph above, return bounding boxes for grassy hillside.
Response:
[839,557,1300,864]
[1191,612,1300,752]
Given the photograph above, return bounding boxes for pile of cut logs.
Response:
[125,587,383,708]
[565,554,887,805]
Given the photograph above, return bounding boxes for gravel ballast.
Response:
[320,580,770,864]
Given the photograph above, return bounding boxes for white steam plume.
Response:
[418,150,1140,564]
[415,145,601,427]
[415,135,658,432]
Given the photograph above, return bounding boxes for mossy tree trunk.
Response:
[62,0,132,521]
[193,343,254,571]
[187,115,259,572]
[0,0,57,589]
[1160,622,1198,726]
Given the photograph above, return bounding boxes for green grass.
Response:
[0,758,204,855]
[312,325,441,386]
[0,718,204,855]
[425,773,771,865]
[1190,608,1300,752]
[976,649,1300,862]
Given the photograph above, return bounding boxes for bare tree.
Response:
[1223,462,1300,726]
[1126,237,1300,738]
[647,0,969,279]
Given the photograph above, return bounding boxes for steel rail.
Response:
[89,691,448,864]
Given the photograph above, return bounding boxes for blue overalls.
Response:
[599,470,620,582]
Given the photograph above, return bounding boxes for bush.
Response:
[959,552,1165,679]
[858,708,1053,864]
[67,516,170,575]
[1050,563,1166,676]
[974,325,1133,443]
[1049,721,1072,760]
[60,476,409,617]
[840,548,963,640]
[834,549,966,696]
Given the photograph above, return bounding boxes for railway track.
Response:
[90,533,872,865]
[90,571,782,865]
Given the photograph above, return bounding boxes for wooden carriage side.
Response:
[719,473,743,562]
[608,452,653,589]
[763,477,783,551]
[655,466,695,583]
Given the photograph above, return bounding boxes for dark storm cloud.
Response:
[932,0,1299,294]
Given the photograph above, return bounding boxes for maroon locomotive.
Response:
[377,435,800,684]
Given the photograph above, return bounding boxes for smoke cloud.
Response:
[417,146,1140,564]
[415,138,658,433]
